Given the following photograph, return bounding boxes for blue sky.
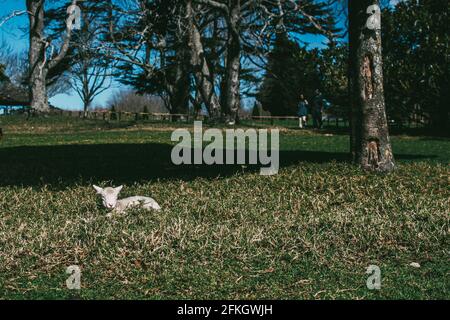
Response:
[0,0,332,111]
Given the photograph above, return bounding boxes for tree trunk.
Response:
[29,68,49,112]
[27,0,76,113]
[169,39,191,121]
[223,4,241,125]
[186,0,221,121]
[173,65,190,120]
[349,0,395,172]
[83,100,91,118]
[28,0,50,112]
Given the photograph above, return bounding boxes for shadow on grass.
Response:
[319,126,450,138]
[0,143,438,188]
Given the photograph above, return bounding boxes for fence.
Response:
[249,115,350,128]
[59,111,350,128]
[56,110,202,123]
[0,108,431,129]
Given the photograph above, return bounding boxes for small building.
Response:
[0,82,30,114]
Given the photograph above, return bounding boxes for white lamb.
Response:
[93,185,161,215]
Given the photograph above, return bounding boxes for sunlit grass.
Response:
[0,116,448,299]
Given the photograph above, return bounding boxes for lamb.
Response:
[93,185,161,216]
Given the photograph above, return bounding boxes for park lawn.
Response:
[0,117,448,299]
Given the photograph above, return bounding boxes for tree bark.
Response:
[223,2,241,125]
[349,0,395,172]
[173,59,191,117]
[83,101,90,118]
[166,37,190,121]
[28,0,50,112]
[186,0,221,121]
[27,0,77,113]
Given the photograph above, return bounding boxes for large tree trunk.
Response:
[27,0,76,113]
[29,67,49,112]
[173,62,190,115]
[186,0,221,121]
[349,0,395,172]
[223,3,241,125]
[28,0,50,112]
[169,39,191,121]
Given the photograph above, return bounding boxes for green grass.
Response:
[0,116,448,299]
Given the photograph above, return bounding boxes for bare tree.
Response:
[70,2,112,117]
[70,55,111,117]
[348,0,395,172]
[0,42,27,87]
[2,47,71,96]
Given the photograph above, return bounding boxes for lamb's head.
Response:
[93,185,123,209]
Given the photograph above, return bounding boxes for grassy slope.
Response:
[0,117,448,299]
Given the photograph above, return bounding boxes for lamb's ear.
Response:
[115,185,123,194]
[93,185,103,194]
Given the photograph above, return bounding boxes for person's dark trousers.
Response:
[313,112,322,129]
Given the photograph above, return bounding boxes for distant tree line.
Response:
[105,90,168,114]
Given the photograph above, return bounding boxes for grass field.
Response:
[0,116,448,299]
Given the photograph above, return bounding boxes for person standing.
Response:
[298,94,309,128]
[312,89,324,129]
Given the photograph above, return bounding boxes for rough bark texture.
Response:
[27,0,76,113]
[167,38,191,120]
[186,0,221,121]
[223,1,241,124]
[28,0,50,112]
[349,0,395,173]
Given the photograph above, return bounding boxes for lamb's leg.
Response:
[143,200,161,211]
